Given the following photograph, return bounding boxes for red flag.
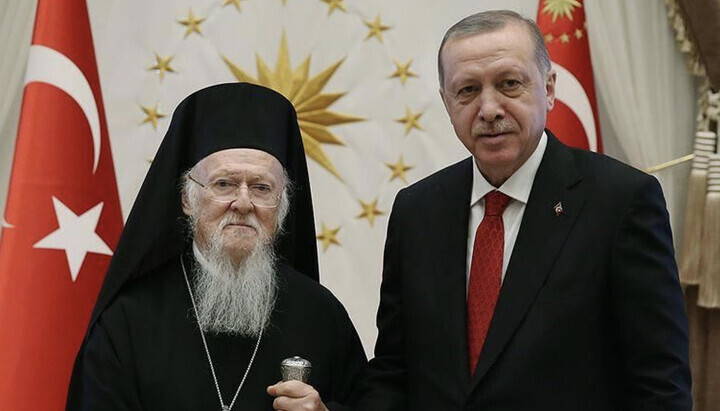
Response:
[537,0,603,152]
[0,0,123,408]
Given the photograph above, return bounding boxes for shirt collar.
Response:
[470,131,548,206]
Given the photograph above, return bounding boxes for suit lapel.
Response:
[470,134,585,390]
[431,157,473,393]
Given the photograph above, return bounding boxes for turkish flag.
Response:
[0,0,123,408]
[537,0,603,152]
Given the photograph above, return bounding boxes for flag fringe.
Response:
[678,132,716,285]
[698,155,720,307]
[679,169,708,285]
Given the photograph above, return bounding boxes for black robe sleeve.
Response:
[67,312,144,410]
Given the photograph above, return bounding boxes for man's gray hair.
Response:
[181,167,293,234]
[437,10,551,89]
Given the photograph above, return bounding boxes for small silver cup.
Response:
[280,356,312,383]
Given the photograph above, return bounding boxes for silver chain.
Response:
[181,256,262,411]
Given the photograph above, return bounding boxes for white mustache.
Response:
[473,120,517,136]
[221,214,261,230]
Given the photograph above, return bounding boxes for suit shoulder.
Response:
[407,156,471,191]
[394,157,471,203]
[569,147,658,194]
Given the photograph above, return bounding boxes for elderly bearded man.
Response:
[67,83,366,411]
[356,9,691,411]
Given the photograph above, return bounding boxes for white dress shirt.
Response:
[466,132,548,291]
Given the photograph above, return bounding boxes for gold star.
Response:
[544,33,554,43]
[357,198,384,227]
[574,28,584,39]
[316,223,341,251]
[386,156,414,184]
[396,107,424,135]
[560,33,570,43]
[178,9,205,38]
[223,0,245,11]
[140,103,166,130]
[389,59,418,85]
[321,0,346,15]
[364,14,391,43]
[222,33,364,181]
[541,0,582,22]
[148,54,176,81]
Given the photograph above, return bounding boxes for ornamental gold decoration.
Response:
[223,0,246,12]
[396,107,424,135]
[222,33,364,180]
[140,103,166,129]
[148,54,176,81]
[356,198,385,227]
[386,156,414,184]
[364,14,392,43]
[178,8,205,38]
[321,0,347,15]
[541,0,582,22]
[317,223,341,251]
[389,59,418,85]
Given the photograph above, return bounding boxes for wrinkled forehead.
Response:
[193,148,285,182]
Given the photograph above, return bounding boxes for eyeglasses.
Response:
[188,175,281,208]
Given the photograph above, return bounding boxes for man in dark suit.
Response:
[356,10,692,411]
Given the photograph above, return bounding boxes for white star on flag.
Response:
[33,196,113,281]
[1,217,14,228]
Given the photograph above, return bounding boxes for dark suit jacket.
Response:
[356,133,691,410]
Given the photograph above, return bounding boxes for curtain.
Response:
[585,0,696,236]
[0,1,36,223]
[677,0,720,91]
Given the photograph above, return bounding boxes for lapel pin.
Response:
[553,202,564,216]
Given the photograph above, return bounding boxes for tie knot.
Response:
[484,191,511,216]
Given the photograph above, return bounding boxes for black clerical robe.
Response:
[67,256,366,411]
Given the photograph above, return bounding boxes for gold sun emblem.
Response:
[541,0,582,22]
[222,33,363,180]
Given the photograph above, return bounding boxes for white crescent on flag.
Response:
[552,61,598,152]
[24,45,102,174]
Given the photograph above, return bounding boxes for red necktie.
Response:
[467,190,511,374]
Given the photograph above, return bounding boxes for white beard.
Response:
[191,214,278,337]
